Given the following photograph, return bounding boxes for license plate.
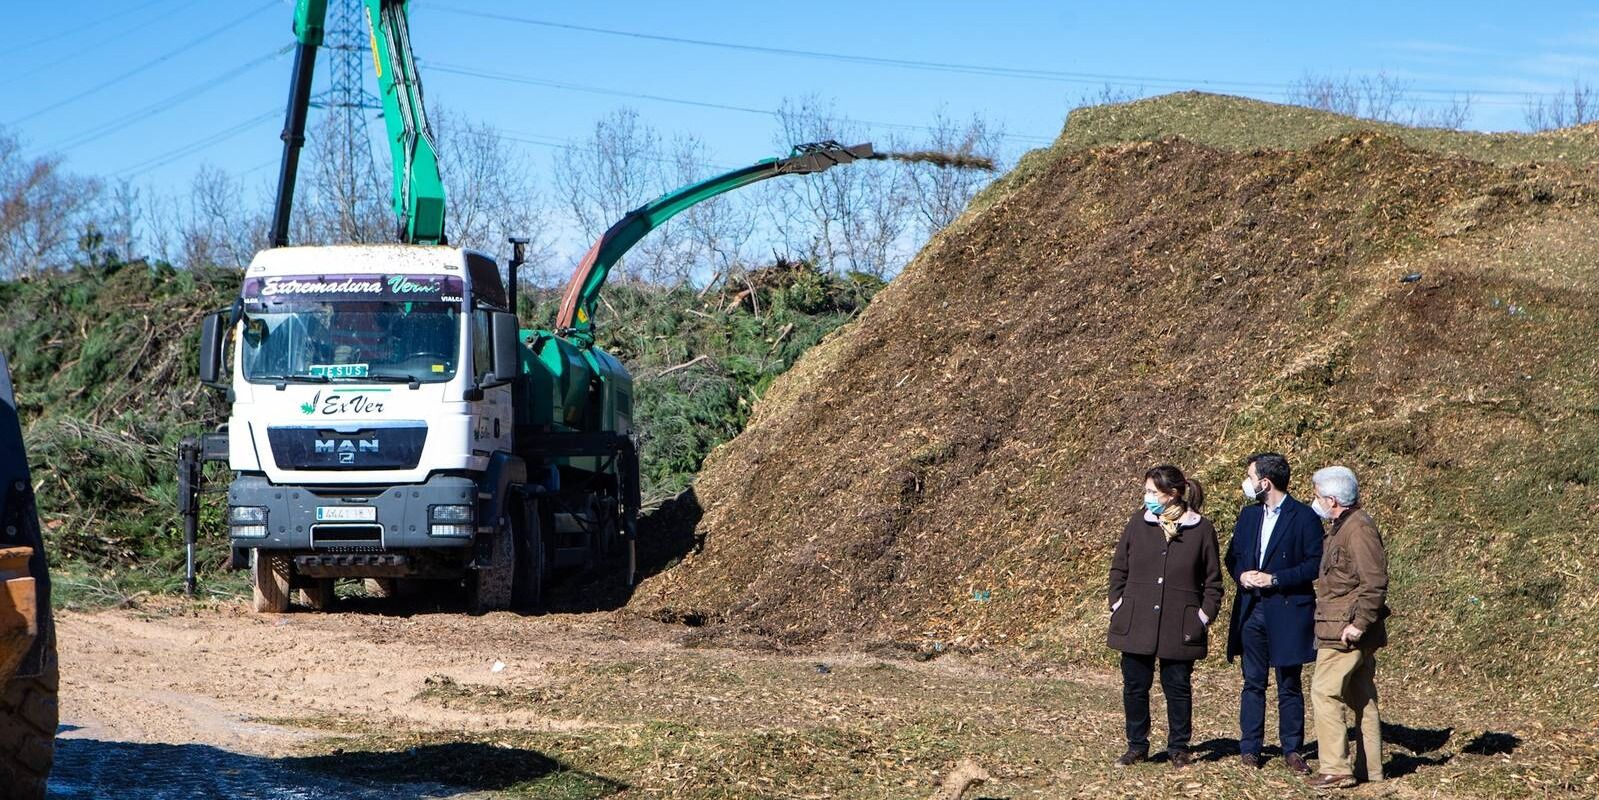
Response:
[316,506,375,522]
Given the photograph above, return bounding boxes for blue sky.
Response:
[5,1,1599,237]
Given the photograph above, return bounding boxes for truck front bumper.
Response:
[227,473,479,552]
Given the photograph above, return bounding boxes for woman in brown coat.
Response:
[1107,464,1225,769]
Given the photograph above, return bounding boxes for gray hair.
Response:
[1312,465,1360,507]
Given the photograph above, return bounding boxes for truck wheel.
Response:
[589,512,615,566]
[512,503,544,611]
[626,537,637,587]
[369,578,424,599]
[251,549,291,613]
[468,525,513,614]
[363,578,397,598]
[0,647,57,799]
[300,578,336,611]
[598,495,620,559]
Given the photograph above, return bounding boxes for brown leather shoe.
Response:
[1114,748,1148,767]
[1168,749,1192,769]
[1283,751,1312,775]
[1240,752,1264,769]
[1306,773,1357,790]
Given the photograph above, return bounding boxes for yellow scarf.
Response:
[1157,504,1186,541]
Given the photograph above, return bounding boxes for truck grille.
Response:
[311,523,383,551]
[266,423,428,471]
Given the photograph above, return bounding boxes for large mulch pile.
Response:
[630,94,1599,720]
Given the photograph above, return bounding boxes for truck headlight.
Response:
[428,523,474,538]
[429,504,473,522]
[230,506,268,523]
[230,506,269,538]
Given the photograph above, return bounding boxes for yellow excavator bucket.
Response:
[0,547,37,681]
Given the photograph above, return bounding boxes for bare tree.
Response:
[142,186,179,267]
[1414,95,1474,130]
[0,128,102,278]
[1078,83,1144,107]
[174,166,267,269]
[553,107,680,282]
[103,178,141,262]
[430,109,553,280]
[670,134,756,285]
[768,96,916,278]
[1524,79,1598,131]
[1288,71,1472,130]
[1290,72,1377,118]
[300,114,390,245]
[631,180,691,286]
[904,110,1005,238]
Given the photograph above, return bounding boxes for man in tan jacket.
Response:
[1305,465,1389,790]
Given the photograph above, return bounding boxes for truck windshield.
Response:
[239,274,464,384]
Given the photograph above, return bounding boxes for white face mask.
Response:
[1242,477,1262,501]
[1311,498,1334,520]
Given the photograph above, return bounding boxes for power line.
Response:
[241,157,283,177]
[423,4,1559,105]
[115,108,280,178]
[16,0,211,81]
[4,0,173,58]
[50,45,290,154]
[428,63,772,115]
[122,117,724,187]
[9,1,278,126]
[425,62,1054,145]
[422,5,1286,92]
[495,129,736,172]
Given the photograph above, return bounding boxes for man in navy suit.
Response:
[1226,452,1322,774]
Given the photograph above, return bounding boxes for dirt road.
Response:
[52,600,682,798]
[49,600,1596,799]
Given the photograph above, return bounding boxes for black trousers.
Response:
[1121,652,1194,753]
[1238,602,1305,756]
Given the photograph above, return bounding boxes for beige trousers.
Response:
[1310,646,1383,780]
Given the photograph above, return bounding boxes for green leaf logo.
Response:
[300,401,315,415]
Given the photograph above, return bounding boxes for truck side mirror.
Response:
[486,311,521,386]
[198,312,228,389]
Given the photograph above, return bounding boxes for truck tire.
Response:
[0,649,57,800]
[251,549,291,613]
[597,492,620,559]
[512,501,544,611]
[363,578,397,598]
[468,524,513,615]
[588,508,613,567]
[300,578,336,611]
[626,537,637,587]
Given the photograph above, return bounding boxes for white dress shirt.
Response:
[1257,497,1284,569]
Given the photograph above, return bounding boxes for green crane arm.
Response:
[362,0,447,245]
[554,141,877,339]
